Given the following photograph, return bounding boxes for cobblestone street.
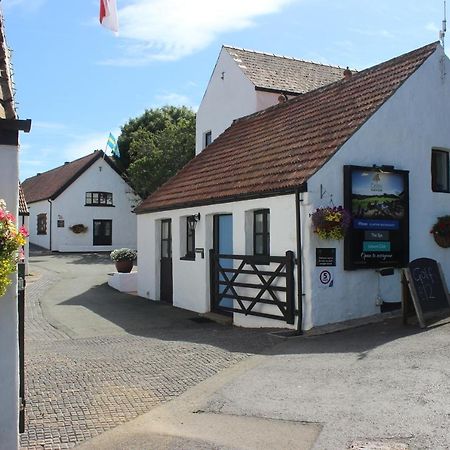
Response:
[21,253,278,450]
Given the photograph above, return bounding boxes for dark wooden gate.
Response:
[210,250,295,324]
[160,219,173,304]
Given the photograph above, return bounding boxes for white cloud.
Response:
[102,0,297,65]
[350,27,395,39]
[425,22,440,34]
[3,0,46,12]
[62,131,119,160]
[32,121,67,131]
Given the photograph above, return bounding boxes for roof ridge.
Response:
[223,44,347,70]
[232,41,440,126]
[24,150,101,180]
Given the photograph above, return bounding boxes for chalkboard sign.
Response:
[402,258,450,328]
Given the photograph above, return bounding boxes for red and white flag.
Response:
[99,0,119,33]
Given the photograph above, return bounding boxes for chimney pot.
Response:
[343,67,352,80]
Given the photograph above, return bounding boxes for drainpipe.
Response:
[295,188,303,334]
[47,199,52,251]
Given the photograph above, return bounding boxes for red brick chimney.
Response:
[343,66,352,80]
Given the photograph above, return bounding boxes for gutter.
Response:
[47,199,52,251]
[295,188,303,334]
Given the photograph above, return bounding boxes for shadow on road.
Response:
[60,282,441,357]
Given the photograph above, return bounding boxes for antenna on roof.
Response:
[440,0,447,49]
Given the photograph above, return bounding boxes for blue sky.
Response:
[2,0,445,180]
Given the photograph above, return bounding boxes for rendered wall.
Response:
[28,158,139,252]
[303,47,450,327]
[0,144,19,449]
[27,199,50,249]
[195,48,257,154]
[137,195,299,329]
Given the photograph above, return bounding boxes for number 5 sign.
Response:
[318,269,334,288]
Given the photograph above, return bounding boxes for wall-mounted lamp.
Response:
[187,213,201,231]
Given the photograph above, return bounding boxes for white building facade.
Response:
[196,46,345,154]
[23,152,140,252]
[138,43,450,331]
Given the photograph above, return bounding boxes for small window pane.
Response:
[255,234,264,255]
[204,131,212,148]
[432,150,449,192]
[162,221,169,239]
[92,193,99,204]
[255,212,264,233]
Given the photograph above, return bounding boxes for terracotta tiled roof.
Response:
[22,151,110,204]
[224,45,349,94]
[135,42,439,214]
[18,184,29,216]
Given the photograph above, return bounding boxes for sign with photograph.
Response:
[344,165,409,270]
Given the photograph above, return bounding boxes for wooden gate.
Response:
[210,250,295,324]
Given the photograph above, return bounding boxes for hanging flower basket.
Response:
[69,224,88,234]
[311,206,352,240]
[0,199,28,297]
[430,216,450,248]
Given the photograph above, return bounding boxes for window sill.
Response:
[84,204,116,207]
[180,255,196,261]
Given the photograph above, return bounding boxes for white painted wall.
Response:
[137,195,299,329]
[0,143,19,449]
[27,199,50,249]
[303,47,450,328]
[195,48,258,154]
[28,159,139,252]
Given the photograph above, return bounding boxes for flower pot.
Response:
[433,233,450,248]
[115,260,133,273]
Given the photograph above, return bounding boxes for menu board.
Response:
[344,165,409,270]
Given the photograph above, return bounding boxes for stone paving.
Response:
[20,261,278,450]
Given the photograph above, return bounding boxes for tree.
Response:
[117,106,195,198]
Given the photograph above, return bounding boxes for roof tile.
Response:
[135,42,439,214]
[224,46,349,94]
[22,151,103,203]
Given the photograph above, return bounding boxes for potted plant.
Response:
[311,205,351,240]
[0,199,28,296]
[110,248,137,273]
[430,216,450,248]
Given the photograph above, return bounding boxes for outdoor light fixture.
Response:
[187,213,201,231]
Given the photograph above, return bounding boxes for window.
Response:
[93,220,112,246]
[85,192,114,206]
[254,209,270,256]
[37,213,47,235]
[432,149,450,192]
[161,220,172,258]
[184,216,196,259]
[204,131,212,149]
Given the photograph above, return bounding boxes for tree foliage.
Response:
[117,106,195,198]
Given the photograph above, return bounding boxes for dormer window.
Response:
[85,192,114,206]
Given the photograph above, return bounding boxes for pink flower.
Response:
[0,210,5,220]
[19,226,29,237]
[5,212,15,223]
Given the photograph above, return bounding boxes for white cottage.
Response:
[136,42,450,331]
[22,151,140,252]
[196,45,348,154]
[0,10,31,449]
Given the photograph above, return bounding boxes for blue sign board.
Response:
[363,241,391,252]
[354,219,399,230]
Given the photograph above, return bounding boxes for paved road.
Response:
[21,252,279,450]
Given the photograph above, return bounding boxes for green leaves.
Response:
[118,106,195,198]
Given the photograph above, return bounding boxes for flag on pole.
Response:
[106,133,120,157]
[100,0,119,33]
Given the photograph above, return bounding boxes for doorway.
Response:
[212,214,233,312]
[93,220,112,246]
[160,219,173,304]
